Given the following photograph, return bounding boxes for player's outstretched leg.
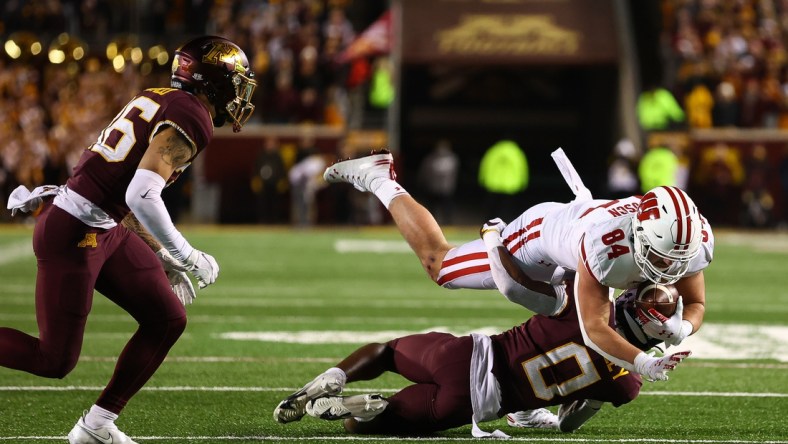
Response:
[306,394,388,421]
[273,368,347,423]
[67,411,138,444]
[323,150,453,282]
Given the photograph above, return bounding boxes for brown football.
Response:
[634,282,679,318]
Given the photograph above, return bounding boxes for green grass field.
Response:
[0,225,786,443]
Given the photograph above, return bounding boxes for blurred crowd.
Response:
[664,0,788,129]
[622,0,788,228]
[2,0,788,228]
[0,0,394,222]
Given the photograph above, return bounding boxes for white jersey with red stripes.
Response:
[437,196,714,291]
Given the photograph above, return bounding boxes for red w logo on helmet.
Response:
[637,192,660,221]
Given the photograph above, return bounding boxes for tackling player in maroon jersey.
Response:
[274,281,658,437]
[2,36,256,444]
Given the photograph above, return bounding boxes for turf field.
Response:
[0,224,786,443]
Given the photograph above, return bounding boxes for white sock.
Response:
[325,367,347,386]
[369,178,409,209]
[84,405,118,429]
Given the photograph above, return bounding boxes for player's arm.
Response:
[481,219,566,315]
[674,270,705,334]
[574,261,641,367]
[121,212,162,251]
[125,125,218,288]
[139,125,196,179]
[575,260,690,381]
[121,211,197,305]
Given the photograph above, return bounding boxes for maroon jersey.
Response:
[66,88,213,222]
[491,294,641,413]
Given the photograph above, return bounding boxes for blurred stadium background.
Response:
[1,2,788,443]
[1,0,787,228]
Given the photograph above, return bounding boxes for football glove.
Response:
[480,218,507,249]
[636,296,692,346]
[185,249,219,289]
[156,248,196,305]
[633,350,692,382]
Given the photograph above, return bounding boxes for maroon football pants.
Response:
[372,332,474,434]
[0,204,186,413]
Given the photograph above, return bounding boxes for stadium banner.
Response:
[400,0,617,65]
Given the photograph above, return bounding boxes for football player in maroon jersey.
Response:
[274,281,663,437]
[2,36,256,444]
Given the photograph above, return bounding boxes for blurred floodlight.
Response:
[113,55,125,72]
[48,34,88,64]
[49,49,66,64]
[5,40,21,59]
[106,42,118,59]
[148,44,170,65]
[131,47,143,64]
[6,32,41,60]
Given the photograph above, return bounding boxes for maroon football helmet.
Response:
[171,35,257,132]
[614,287,663,351]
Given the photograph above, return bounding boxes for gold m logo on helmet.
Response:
[77,233,98,248]
[202,42,246,73]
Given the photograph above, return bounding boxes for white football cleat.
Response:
[323,150,396,192]
[505,408,559,429]
[306,394,388,421]
[273,371,345,424]
[67,412,138,444]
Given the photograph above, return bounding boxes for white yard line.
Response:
[0,240,34,266]
[215,323,788,362]
[1,436,786,443]
[0,385,784,398]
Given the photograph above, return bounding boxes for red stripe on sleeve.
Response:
[441,251,488,268]
[437,264,491,286]
[504,217,542,244]
[507,230,541,255]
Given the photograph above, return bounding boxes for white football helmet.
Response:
[632,186,702,284]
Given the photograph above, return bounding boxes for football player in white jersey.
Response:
[323,149,713,385]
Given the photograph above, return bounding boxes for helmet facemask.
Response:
[632,219,696,284]
[632,186,703,285]
[211,71,257,133]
